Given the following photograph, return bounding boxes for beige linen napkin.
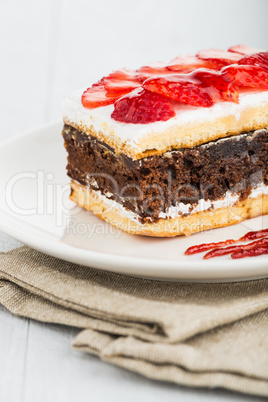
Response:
[1,246,268,397]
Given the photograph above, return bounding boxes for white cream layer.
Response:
[62,89,268,150]
[85,183,268,224]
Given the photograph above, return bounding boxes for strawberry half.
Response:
[196,48,242,66]
[143,69,239,107]
[111,88,175,124]
[228,44,264,55]
[238,52,268,73]
[167,55,217,72]
[82,85,121,109]
[222,65,268,89]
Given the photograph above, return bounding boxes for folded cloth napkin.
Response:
[1,246,268,397]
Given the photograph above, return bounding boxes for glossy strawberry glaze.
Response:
[143,69,239,107]
[185,228,268,260]
[81,46,268,124]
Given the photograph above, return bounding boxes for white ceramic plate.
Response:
[0,122,268,282]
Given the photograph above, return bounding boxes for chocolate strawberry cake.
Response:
[62,45,268,237]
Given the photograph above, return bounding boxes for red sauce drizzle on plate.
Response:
[185,239,237,255]
[204,237,268,259]
[232,245,268,259]
[185,228,268,260]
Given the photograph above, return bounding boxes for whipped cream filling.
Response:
[158,192,240,219]
[62,89,268,149]
[83,183,268,224]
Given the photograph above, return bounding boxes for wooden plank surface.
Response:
[0,0,267,400]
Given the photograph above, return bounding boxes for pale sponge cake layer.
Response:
[62,89,268,160]
[69,181,268,237]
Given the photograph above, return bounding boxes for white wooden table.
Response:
[0,0,267,400]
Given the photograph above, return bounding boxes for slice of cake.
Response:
[62,45,268,237]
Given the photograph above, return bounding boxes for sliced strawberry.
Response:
[82,85,120,109]
[107,68,141,82]
[196,48,241,66]
[143,69,239,107]
[143,74,213,107]
[228,44,264,55]
[103,78,140,94]
[238,52,268,73]
[195,70,239,103]
[111,88,175,124]
[136,63,173,81]
[138,62,169,74]
[103,69,141,96]
[222,65,268,89]
[167,55,218,72]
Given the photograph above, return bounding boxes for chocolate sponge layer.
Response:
[63,124,268,223]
